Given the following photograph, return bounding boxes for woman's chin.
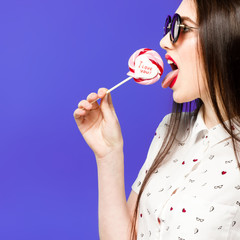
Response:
[173,91,195,104]
[173,91,184,104]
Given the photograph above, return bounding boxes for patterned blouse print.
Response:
[132,106,240,240]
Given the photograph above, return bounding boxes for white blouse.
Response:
[132,106,240,239]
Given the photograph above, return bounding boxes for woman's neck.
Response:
[202,100,228,129]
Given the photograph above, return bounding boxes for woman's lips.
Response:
[165,55,179,68]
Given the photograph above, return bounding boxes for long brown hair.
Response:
[130,0,240,239]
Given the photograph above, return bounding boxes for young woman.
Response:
[73,0,240,239]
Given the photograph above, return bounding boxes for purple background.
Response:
[0,0,179,239]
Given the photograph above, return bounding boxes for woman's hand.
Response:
[73,88,123,160]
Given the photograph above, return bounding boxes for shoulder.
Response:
[154,113,172,137]
[155,111,197,141]
[156,111,196,131]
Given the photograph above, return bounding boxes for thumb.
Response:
[100,91,117,121]
[106,91,115,111]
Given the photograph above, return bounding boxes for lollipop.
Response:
[90,48,164,104]
[127,48,164,85]
[106,48,164,94]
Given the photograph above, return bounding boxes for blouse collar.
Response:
[192,106,240,148]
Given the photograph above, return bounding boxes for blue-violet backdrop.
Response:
[0,0,180,239]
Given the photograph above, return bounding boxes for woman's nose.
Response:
[160,32,172,50]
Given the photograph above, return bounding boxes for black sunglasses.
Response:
[164,13,198,43]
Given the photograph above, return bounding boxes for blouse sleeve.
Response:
[131,113,172,194]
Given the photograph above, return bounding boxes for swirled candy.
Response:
[127,48,164,85]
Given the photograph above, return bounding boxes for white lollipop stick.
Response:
[91,76,133,104]
[106,76,132,93]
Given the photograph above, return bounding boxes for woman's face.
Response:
[160,0,207,103]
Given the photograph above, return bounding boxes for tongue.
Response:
[161,69,179,88]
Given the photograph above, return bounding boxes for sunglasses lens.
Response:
[164,16,171,36]
[172,14,181,43]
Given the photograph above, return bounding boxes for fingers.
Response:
[78,99,92,110]
[73,107,86,119]
[86,92,99,109]
[77,92,99,112]
[74,88,114,120]
[75,95,97,120]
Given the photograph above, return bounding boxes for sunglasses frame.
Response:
[164,13,198,43]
